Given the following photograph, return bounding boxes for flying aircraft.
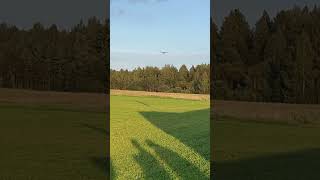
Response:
[160,51,168,54]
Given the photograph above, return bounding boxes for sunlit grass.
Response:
[110,95,210,179]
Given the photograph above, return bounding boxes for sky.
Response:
[110,0,210,70]
[2,0,318,70]
[0,0,107,29]
[213,0,320,27]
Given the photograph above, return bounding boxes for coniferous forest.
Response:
[0,17,109,93]
[111,64,210,94]
[211,6,320,104]
[1,6,320,104]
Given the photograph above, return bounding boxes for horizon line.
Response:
[111,63,209,71]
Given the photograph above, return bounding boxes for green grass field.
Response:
[110,95,210,179]
[0,89,108,180]
[2,88,319,179]
[213,116,320,180]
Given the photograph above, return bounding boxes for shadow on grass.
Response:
[145,139,208,179]
[140,109,210,161]
[90,157,116,180]
[91,157,109,175]
[132,139,171,179]
[80,123,109,136]
[81,123,110,178]
[110,159,116,180]
[213,148,320,180]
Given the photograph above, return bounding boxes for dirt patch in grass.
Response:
[212,100,320,125]
[111,89,209,101]
[0,88,108,112]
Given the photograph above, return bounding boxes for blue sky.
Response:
[111,0,210,70]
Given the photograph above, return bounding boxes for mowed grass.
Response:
[110,95,210,179]
[0,89,108,180]
[213,112,320,179]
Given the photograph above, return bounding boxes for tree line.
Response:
[0,17,109,93]
[2,6,320,103]
[111,64,210,94]
[212,6,320,104]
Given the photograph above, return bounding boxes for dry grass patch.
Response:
[0,88,108,112]
[212,100,320,125]
[111,89,209,101]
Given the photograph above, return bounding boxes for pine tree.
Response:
[295,31,314,103]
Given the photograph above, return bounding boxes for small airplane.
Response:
[160,51,168,54]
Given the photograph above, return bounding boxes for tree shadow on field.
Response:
[213,148,320,180]
[131,139,171,179]
[140,109,210,161]
[145,139,208,179]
